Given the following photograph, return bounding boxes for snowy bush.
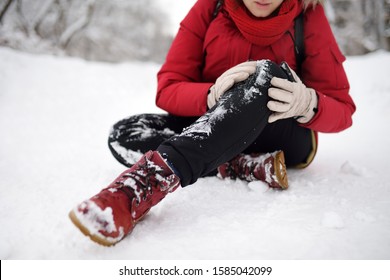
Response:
[326,0,390,55]
[0,0,173,62]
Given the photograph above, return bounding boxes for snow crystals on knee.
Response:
[255,59,272,87]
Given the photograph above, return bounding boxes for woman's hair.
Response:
[302,0,324,9]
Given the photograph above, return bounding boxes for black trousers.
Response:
[109,60,313,187]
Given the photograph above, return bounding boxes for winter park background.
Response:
[1,0,390,260]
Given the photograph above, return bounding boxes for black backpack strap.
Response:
[213,0,224,18]
[294,11,305,74]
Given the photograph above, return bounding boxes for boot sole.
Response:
[69,210,119,247]
[274,151,289,190]
[69,208,150,246]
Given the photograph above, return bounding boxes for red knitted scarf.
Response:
[225,0,303,46]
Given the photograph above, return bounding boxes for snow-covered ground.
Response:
[0,46,389,260]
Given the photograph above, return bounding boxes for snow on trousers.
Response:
[109,61,313,187]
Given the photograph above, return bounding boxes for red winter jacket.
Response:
[156,0,356,134]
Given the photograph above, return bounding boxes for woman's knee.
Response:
[257,60,288,83]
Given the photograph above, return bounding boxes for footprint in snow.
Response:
[339,161,369,177]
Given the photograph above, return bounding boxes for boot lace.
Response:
[114,155,166,205]
[228,156,257,181]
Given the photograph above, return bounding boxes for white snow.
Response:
[321,211,345,229]
[109,141,142,166]
[0,46,390,260]
[180,105,228,139]
[72,201,124,243]
[255,59,272,86]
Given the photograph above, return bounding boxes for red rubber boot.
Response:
[218,151,288,189]
[69,151,180,246]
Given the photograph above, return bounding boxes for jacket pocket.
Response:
[329,44,349,89]
[330,43,346,64]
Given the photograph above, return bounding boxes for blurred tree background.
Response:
[327,0,390,55]
[0,0,389,63]
[0,0,173,62]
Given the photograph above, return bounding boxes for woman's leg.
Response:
[157,60,307,186]
[216,119,313,189]
[243,118,313,167]
[108,114,198,166]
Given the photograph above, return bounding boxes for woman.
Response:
[69,0,355,246]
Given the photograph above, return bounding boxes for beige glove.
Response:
[267,66,318,123]
[207,61,257,109]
